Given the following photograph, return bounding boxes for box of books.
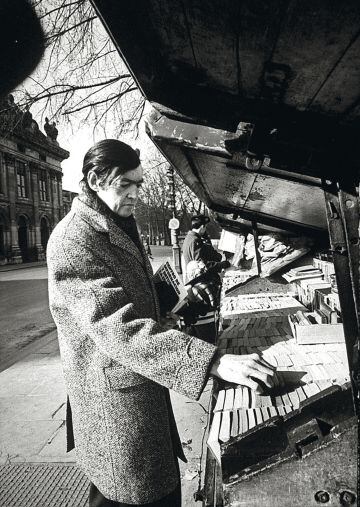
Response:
[288,310,344,344]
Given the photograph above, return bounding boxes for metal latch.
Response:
[289,418,326,458]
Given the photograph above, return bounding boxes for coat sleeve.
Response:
[48,238,217,401]
[194,237,223,268]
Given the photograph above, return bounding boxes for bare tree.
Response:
[137,160,171,244]
[174,173,206,219]
[14,0,145,136]
[8,1,209,225]
[135,147,208,242]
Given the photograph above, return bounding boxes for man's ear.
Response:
[87,171,99,191]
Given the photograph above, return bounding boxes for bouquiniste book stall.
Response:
[90,2,359,505]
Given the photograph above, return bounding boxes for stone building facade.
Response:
[62,190,78,216]
[0,96,70,264]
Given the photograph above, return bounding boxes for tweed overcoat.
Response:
[47,196,216,504]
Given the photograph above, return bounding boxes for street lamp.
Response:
[166,165,182,274]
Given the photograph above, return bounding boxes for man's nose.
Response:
[128,185,139,199]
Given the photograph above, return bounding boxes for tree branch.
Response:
[45,16,96,41]
[39,1,84,20]
[23,75,131,103]
[62,87,137,114]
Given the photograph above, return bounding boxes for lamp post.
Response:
[166,165,182,274]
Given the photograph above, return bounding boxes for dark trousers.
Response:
[89,481,181,507]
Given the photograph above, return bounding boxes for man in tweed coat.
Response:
[47,140,275,506]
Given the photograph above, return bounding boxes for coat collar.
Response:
[72,196,145,268]
[72,196,160,321]
[187,230,201,240]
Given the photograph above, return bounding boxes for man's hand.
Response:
[210,352,276,392]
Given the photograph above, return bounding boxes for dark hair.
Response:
[80,139,140,190]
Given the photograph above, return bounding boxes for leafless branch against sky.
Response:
[14,0,145,137]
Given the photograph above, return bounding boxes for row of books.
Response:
[220,293,302,316]
[292,280,341,318]
[208,311,349,461]
[282,261,340,317]
[313,257,335,283]
[282,265,323,283]
[291,309,341,326]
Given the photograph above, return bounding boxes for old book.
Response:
[240,409,249,433]
[287,390,300,408]
[296,386,307,403]
[295,310,310,326]
[268,406,278,418]
[313,309,328,324]
[223,388,235,411]
[237,409,243,434]
[247,409,256,429]
[260,407,270,421]
[242,386,250,408]
[254,407,263,424]
[230,410,239,438]
[294,322,345,345]
[233,387,243,409]
[219,410,231,443]
[214,389,225,412]
[277,406,286,416]
[207,412,221,463]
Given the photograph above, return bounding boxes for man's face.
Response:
[95,164,143,217]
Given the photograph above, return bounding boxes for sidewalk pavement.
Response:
[0,329,212,506]
[0,245,173,273]
[0,261,47,273]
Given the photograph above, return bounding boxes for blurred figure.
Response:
[182,215,230,342]
[143,235,153,259]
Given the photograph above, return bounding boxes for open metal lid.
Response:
[91,0,359,412]
[91,1,360,134]
[91,0,359,234]
[145,109,329,235]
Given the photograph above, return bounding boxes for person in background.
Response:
[47,140,275,507]
[182,214,230,343]
[143,234,153,259]
[182,215,228,281]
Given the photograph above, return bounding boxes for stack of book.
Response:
[298,279,331,308]
[313,257,335,282]
[282,266,332,308]
[315,288,341,320]
[282,263,341,312]
[282,265,323,283]
[207,312,349,462]
[221,269,255,296]
[220,293,303,318]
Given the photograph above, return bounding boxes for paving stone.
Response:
[0,395,66,421]
[0,370,44,397]
[37,424,75,460]
[0,420,62,462]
